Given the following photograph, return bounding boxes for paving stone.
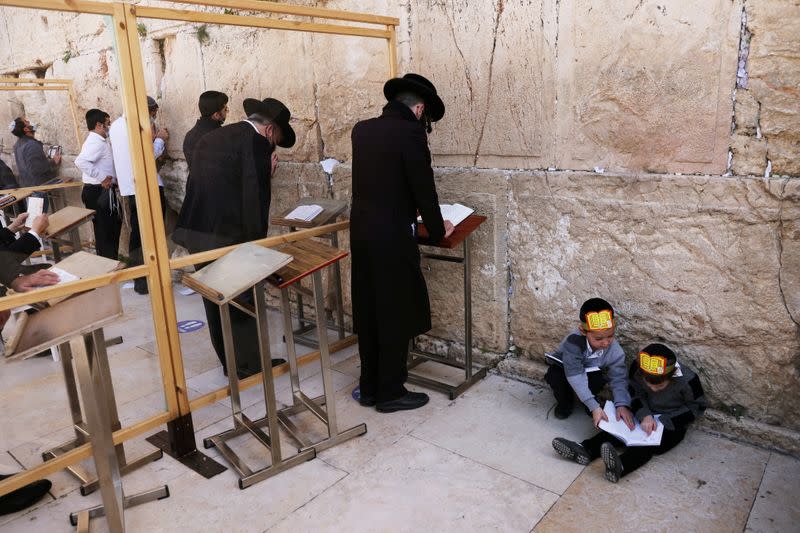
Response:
[744,452,800,533]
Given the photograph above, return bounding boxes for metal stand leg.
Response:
[68,332,169,532]
[329,232,346,340]
[203,285,315,490]
[43,337,163,496]
[407,234,488,399]
[275,272,366,454]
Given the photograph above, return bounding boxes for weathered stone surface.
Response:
[554,0,742,174]
[746,0,800,177]
[422,168,509,354]
[730,133,767,176]
[734,89,760,135]
[509,171,800,429]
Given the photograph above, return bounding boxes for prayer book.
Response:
[598,400,664,446]
[544,351,600,372]
[0,194,16,208]
[440,203,474,226]
[48,266,80,285]
[24,197,44,227]
[285,204,324,222]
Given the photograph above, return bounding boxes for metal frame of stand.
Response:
[275,266,366,453]
[201,279,315,489]
[407,216,488,400]
[66,330,169,532]
[42,333,163,496]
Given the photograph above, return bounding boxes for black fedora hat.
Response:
[242,97,296,148]
[383,73,445,122]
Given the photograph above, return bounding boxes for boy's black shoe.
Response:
[0,474,52,516]
[601,442,623,483]
[552,438,591,465]
[376,391,429,413]
[359,395,376,407]
[553,404,573,419]
[133,278,149,295]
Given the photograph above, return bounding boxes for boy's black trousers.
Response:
[544,363,607,411]
[581,423,689,476]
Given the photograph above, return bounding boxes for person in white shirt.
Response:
[74,109,121,260]
[108,96,167,294]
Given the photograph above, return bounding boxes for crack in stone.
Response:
[473,0,505,167]
[443,4,473,102]
[775,179,800,329]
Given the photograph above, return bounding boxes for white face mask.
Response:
[28,123,38,132]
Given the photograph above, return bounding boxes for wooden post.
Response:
[387,25,398,77]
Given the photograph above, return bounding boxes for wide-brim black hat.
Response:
[383,73,445,122]
[242,97,296,148]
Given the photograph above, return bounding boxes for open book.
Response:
[24,197,44,228]
[598,400,664,447]
[417,203,474,227]
[285,204,323,222]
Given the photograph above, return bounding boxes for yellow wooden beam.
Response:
[0,86,69,91]
[0,0,114,15]
[136,5,391,39]
[168,0,398,26]
[0,181,82,195]
[0,77,75,84]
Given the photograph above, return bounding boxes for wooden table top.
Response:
[271,197,348,229]
[269,239,348,289]
[45,206,95,238]
[417,214,487,249]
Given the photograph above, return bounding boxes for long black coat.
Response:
[350,101,446,344]
[182,116,222,174]
[173,121,272,253]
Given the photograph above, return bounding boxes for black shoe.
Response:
[601,442,622,483]
[552,437,591,465]
[359,395,376,407]
[554,403,573,419]
[0,474,52,516]
[133,279,149,295]
[376,391,429,413]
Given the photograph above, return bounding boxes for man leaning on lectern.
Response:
[350,73,454,414]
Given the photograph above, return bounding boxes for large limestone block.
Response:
[408,0,503,167]
[421,168,509,354]
[747,0,800,176]
[730,133,766,177]
[554,0,741,174]
[508,171,800,429]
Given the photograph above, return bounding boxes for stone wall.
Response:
[1,1,798,445]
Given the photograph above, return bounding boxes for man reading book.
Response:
[349,73,454,413]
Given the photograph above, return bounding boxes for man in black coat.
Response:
[182,90,229,174]
[350,73,454,413]
[173,97,294,377]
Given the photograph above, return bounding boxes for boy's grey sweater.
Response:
[629,363,707,430]
[556,330,630,412]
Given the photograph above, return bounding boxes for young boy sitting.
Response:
[545,298,634,428]
[552,343,707,482]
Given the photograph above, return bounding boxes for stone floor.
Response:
[1,286,798,532]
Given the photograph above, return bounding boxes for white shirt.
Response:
[109,116,164,197]
[74,132,115,186]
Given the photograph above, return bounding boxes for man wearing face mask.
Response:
[75,109,122,260]
[182,90,229,173]
[350,73,454,413]
[174,97,294,378]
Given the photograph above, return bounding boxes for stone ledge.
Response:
[495,356,800,457]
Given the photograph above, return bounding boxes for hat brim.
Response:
[243,98,296,148]
[383,78,445,122]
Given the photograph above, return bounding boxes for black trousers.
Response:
[357,306,409,403]
[127,188,166,287]
[545,363,607,411]
[194,260,263,377]
[81,184,121,260]
[581,424,688,477]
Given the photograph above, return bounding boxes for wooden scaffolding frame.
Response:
[0,0,399,497]
[0,77,83,151]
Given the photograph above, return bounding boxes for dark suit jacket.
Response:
[349,100,446,342]
[0,228,41,289]
[183,117,222,174]
[173,121,273,253]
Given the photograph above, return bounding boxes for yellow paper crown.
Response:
[583,310,614,331]
[639,352,675,376]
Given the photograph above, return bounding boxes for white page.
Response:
[25,197,44,228]
[598,400,664,446]
[286,204,324,222]
[48,266,80,285]
[439,203,474,226]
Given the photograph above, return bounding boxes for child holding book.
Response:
[545,297,634,427]
[552,343,707,482]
